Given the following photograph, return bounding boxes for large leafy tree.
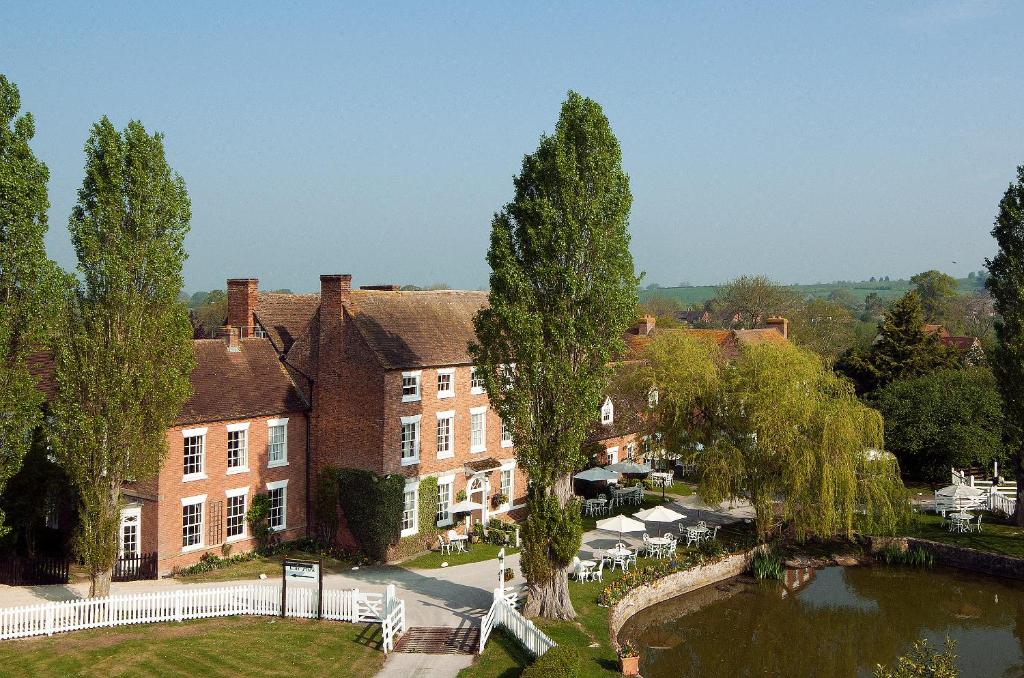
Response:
[873,368,1005,482]
[713,275,800,329]
[986,164,1024,526]
[647,338,907,541]
[788,297,856,360]
[835,291,956,395]
[51,118,194,596]
[472,92,637,619]
[910,269,958,322]
[0,75,60,538]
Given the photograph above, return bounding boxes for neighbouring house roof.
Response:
[623,326,784,361]
[345,290,487,370]
[921,324,982,353]
[254,292,321,354]
[176,338,308,426]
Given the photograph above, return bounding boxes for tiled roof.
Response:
[176,338,307,426]
[346,290,487,369]
[254,292,320,354]
[923,324,952,339]
[942,336,979,351]
[623,326,785,361]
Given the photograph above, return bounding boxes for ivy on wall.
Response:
[336,468,405,561]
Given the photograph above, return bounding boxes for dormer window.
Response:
[601,397,614,425]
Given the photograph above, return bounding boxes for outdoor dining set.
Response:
[942,511,983,534]
[581,487,644,516]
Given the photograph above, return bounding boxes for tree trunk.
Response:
[90,568,112,598]
[523,474,577,620]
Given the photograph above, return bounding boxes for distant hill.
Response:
[639,277,987,307]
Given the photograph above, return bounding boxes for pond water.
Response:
[620,566,1024,677]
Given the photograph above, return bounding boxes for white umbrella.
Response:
[574,467,620,482]
[605,462,652,475]
[596,514,646,540]
[935,484,983,498]
[450,500,485,513]
[634,506,685,523]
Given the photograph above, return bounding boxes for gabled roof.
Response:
[176,338,307,426]
[254,292,320,354]
[345,290,487,369]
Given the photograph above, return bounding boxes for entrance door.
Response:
[468,475,488,528]
[119,506,141,558]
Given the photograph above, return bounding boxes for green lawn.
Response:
[0,615,385,677]
[906,512,1024,558]
[580,494,669,533]
[174,548,360,583]
[401,543,520,569]
[646,481,695,498]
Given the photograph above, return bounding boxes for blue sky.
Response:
[4,1,1023,292]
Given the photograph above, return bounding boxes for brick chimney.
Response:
[227,278,258,338]
[766,316,788,340]
[637,314,656,336]
[218,325,241,352]
[320,274,352,315]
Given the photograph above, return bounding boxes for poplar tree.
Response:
[986,165,1024,526]
[51,118,194,596]
[0,75,60,537]
[472,92,638,619]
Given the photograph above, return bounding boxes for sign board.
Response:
[281,558,323,618]
[284,560,320,581]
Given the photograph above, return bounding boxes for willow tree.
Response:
[50,118,194,596]
[986,164,1024,526]
[646,336,907,540]
[0,75,61,537]
[471,91,637,619]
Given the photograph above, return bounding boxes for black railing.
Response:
[0,555,70,586]
[112,552,158,582]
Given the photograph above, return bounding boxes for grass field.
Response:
[174,548,360,583]
[639,277,985,307]
[907,512,1024,557]
[0,616,385,677]
[401,543,519,569]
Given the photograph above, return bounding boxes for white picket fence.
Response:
[479,588,555,658]
[0,583,405,651]
[952,467,1018,517]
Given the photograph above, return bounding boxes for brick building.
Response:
[123,330,309,574]
[225,276,527,553]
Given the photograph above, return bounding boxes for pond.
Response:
[620,566,1024,677]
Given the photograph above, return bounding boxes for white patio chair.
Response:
[686,528,701,548]
[972,515,983,533]
[589,559,605,582]
[438,534,451,555]
[447,529,466,553]
[704,526,720,542]
[627,549,638,569]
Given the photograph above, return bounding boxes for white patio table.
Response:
[950,512,974,533]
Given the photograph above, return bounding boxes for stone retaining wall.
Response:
[608,549,758,649]
[868,536,1024,581]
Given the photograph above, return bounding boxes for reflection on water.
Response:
[620,566,1024,678]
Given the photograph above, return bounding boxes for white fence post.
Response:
[351,588,359,623]
[174,589,183,622]
[45,603,54,637]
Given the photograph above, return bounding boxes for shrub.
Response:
[521,646,582,678]
[751,548,783,580]
[874,637,958,678]
[881,544,934,568]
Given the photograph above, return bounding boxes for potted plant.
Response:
[456,489,467,502]
[492,492,508,508]
[618,641,640,675]
[502,567,514,582]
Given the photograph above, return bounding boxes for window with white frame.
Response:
[436,368,454,399]
[401,483,418,537]
[181,495,205,550]
[401,415,421,465]
[401,371,421,402]
[436,477,453,526]
[601,397,614,425]
[626,442,636,460]
[267,481,287,530]
[500,418,513,447]
[182,428,207,480]
[254,323,268,338]
[227,423,249,472]
[470,367,485,394]
[436,411,454,459]
[120,507,140,557]
[226,489,247,539]
[470,407,487,453]
[607,446,619,465]
[499,467,513,508]
[268,419,288,467]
